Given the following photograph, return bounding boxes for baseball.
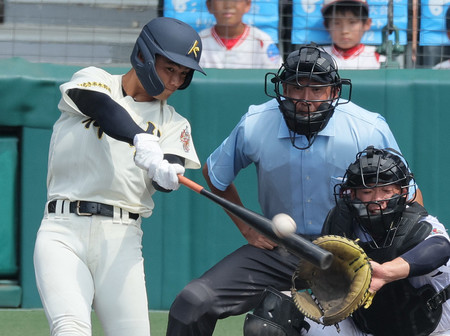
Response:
[272,213,297,237]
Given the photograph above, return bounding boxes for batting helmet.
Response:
[265,43,351,149]
[130,17,206,97]
[337,146,416,248]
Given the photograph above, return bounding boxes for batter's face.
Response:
[153,55,192,101]
[354,184,403,214]
[283,79,336,114]
[326,11,371,50]
[207,0,251,28]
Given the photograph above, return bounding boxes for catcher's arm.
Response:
[371,235,450,292]
[369,258,409,292]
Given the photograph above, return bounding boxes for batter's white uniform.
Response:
[34,66,200,336]
[323,44,386,70]
[303,215,450,336]
[199,24,282,69]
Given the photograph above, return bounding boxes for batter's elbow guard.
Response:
[243,287,309,336]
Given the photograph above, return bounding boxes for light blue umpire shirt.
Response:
[206,98,404,236]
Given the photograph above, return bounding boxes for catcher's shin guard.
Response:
[243,287,309,336]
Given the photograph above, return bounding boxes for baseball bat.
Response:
[178,175,333,270]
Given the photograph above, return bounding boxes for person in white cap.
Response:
[321,0,386,69]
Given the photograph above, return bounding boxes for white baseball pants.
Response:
[34,201,150,336]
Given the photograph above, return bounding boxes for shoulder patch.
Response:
[267,43,280,63]
[431,227,446,236]
[180,126,191,153]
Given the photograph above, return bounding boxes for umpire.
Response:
[166,44,422,335]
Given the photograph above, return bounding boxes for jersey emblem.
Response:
[145,121,161,138]
[180,126,191,152]
[77,81,111,92]
[82,118,104,139]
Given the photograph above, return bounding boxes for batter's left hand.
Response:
[133,133,164,179]
[153,160,185,190]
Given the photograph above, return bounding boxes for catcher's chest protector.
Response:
[325,202,431,263]
[361,203,432,263]
[243,287,309,336]
[350,203,441,336]
[352,280,442,336]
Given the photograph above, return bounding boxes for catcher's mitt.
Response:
[291,235,375,326]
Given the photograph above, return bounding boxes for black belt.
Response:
[48,200,139,220]
[427,283,450,311]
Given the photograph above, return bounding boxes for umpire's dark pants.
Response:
[166,244,300,336]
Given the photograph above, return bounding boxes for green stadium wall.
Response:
[0,58,448,310]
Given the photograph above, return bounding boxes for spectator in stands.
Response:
[433,6,450,69]
[199,0,282,69]
[321,0,386,69]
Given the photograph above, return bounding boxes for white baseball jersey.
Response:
[48,66,200,217]
[35,66,201,336]
[434,59,450,69]
[199,24,282,69]
[323,44,386,70]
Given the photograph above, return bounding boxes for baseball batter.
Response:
[33,17,205,336]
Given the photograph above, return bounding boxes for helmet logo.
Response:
[188,40,200,58]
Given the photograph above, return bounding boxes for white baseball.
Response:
[272,213,297,237]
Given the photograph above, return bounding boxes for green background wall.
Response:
[0,58,449,310]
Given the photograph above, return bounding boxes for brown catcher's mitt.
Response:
[291,235,375,326]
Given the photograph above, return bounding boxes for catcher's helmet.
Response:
[265,43,352,149]
[130,17,206,97]
[337,146,416,248]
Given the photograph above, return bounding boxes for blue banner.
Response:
[292,0,408,45]
[420,1,450,46]
[163,0,279,42]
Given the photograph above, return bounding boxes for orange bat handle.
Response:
[178,175,204,194]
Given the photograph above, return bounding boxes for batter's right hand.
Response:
[133,133,164,179]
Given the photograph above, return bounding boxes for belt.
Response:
[427,283,450,311]
[48,200,139,220]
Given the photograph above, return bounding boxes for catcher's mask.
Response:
[265,43,352,150]
[336,146,416,248]
[130,17,206,97]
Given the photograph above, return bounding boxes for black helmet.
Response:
[336,146,415,248]
[130,17,206,97]
[265,43,352,149]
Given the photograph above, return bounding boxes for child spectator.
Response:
[199,0,282,69]
[433,6,450,69]
[321,0,386,69]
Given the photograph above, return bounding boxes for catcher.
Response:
[247,146,450,336]
[313,146,450,335]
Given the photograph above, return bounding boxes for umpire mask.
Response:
[265,43,352,150]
